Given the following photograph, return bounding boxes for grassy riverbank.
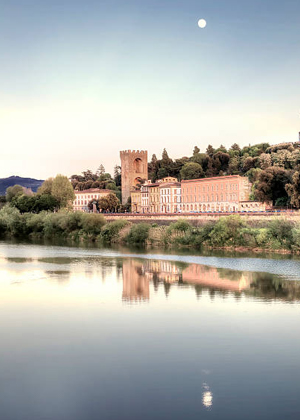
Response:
[1,206,300,252]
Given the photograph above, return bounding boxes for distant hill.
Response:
[0,176,44,195]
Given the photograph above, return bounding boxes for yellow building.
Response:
[131,190,142,213]
[149,183,160,213]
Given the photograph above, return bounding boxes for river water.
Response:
[0,241,300,420]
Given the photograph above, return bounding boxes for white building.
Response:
[73,189,115,212]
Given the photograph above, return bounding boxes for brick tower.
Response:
[120,150,148,205]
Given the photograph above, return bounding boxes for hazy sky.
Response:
[1,0,300,179]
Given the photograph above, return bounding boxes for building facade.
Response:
[131,177,181,213]
[130,175,266,213]
[159,177,181,213]
[149,183,160,213]
[181,175,252,212]
[73,189,115,212]
[131,190,142,213]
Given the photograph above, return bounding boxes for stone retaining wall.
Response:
[103,212,300,223]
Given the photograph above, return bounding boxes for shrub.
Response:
[43,213,65,237]
[0,206,24,236]
[81,213,106,235]
[291,227,300,250]
[126,223,150,245]
[193,222,215,246]
[267,219,294,249]
[168,220,191,233]
[57,211,84,233]
[24,212,46,234]
[239,227,258,247]
[255,228,270,247]
[101,220,128,242]
[209,215,245,247]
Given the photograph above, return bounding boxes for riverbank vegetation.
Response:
[1,206,300,252]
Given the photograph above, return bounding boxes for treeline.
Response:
[1,207,300,252]
[2,175,123,214]
[4,175,75,213]
[148,142,300,207]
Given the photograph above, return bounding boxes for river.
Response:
[0,240,300,420]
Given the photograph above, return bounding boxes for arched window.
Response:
[134,158,143,173]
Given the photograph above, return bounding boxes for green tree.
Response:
[114,165,121,186]
[180,162,204,180]
[285,171,300,208]
[37,178,53,195]
[51,174,75,209]
[206,145,215,157]
[254,167,290,205]
[82,169,96,181]
[97,193,120,212]
[11,195,35,213]
[97,164,105,177]
[0,195,6,209]
[193,146,200,155]
[6,185,24,202]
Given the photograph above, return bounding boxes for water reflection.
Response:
[122,259,300,303]
[1,250,300,303]
[1,244,300,420]
[122,260,149,302]
[202,382,213,409]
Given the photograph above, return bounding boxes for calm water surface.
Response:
[0,241,300,420]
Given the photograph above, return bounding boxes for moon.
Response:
[198,19,207,28]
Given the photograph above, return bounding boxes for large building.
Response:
[73,189,115,212]
[130,174,266,213]
[120,150,148,205]
[181,175,251,213]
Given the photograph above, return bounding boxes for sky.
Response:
[1,0,300,180]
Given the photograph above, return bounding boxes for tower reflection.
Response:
[122,260,149,302]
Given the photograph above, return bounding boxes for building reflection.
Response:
[181,264,251,292]
[122,260,149,302]
[122,258,300,303]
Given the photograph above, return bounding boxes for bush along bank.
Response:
[1,206,300,252]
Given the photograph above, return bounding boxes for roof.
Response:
[74,189,115,194]
[181,175,242,184]
[159,182,181,187]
